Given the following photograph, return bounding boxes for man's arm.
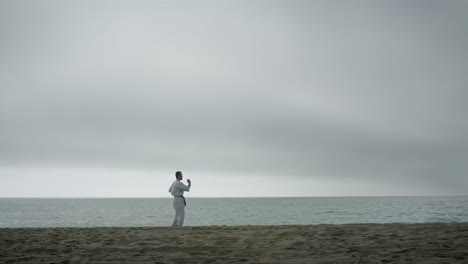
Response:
[177,180,191,191]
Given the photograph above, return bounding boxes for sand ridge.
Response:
[1,223,467,263]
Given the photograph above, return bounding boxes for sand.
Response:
[1,223,467,263]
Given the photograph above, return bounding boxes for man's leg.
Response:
[171,209,178,227]
[177,207,185,227]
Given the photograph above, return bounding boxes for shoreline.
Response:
[1,223,467,263]
[1,221,468,229]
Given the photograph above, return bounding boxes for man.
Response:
[169,171,191,227]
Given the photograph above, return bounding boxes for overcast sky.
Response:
[1,0,467,197]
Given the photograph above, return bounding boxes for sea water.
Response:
[0,196,467,228]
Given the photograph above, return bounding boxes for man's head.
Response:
[175,171,183,180]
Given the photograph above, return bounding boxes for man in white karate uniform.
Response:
[169,171,191,227]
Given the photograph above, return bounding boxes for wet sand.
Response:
[1,223,467,263]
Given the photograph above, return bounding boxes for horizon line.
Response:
[0,195,467,199]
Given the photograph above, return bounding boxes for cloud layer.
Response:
[1,0,467,195]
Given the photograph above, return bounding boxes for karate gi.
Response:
[169,180,190,226]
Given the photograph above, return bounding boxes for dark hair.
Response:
[175,171,182,178]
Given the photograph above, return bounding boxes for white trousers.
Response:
[172,197,186,227]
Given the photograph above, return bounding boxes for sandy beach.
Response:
[1,223,467,263]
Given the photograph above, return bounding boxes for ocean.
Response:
[1,196,467,228]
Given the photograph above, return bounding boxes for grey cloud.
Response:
[1,0,468,194]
